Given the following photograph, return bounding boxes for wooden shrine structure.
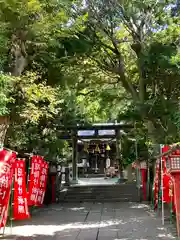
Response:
[58,122,133,183]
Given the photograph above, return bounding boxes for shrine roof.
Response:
[58,121,133,131]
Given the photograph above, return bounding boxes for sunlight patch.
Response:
[157,227,166,230]
[129,217,142,223]
[130,204,149,209]
[158,233,176,239]
[68,207,85,211]
[4,219,124,236]
[114,239,148,240]
[99,219,126,227]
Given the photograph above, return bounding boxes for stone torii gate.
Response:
[58,122,133,183]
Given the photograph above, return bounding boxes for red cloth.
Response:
[171,174,180,236]
[0,149,16,229]
[28,156,43,206]
[141,169,147,201]
[36,161,48,206]
[13,160,30,220]
[162,173,172,203]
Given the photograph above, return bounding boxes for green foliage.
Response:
[75,0,180,144]
[0,74,14,115]
[12,72,60,122]
[1,0,180,162]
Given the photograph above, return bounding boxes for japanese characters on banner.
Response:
[28,156,48,206]
[163,172,172,203]
[28,156,42,206]
[0,149,16,230]
[167,149,180,212]
[36,161,48,206]
[153,159,160,208]
[154,145,176,211]
[161,146,171,204]
[13,160,30,220]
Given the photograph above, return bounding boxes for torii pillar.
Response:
[72,130,78,184]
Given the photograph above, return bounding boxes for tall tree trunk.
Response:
[146,120,160,155]
[11,32,27,77]
[0,116,10,147]
[145,120,160,200]
[3,32,28,147]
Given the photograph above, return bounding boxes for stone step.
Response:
[61,197,139,202]
[67,187,136,191]
[82,174,105,178]
[64,193,136,197]
[68,183,135,189]
[65,192,137,197]
[59,182,140,203]
[66,188,138,193]
[63,198,139,202]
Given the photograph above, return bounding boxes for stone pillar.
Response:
[72,131,78,183]
[116,130,124,181]
[64,167,70,186]
[127,164,133,182]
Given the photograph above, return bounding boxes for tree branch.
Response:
[77,90,94,96]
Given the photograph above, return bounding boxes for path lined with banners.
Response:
[1,144,180,239]
[0,149,49,233]
[4,202,176,240]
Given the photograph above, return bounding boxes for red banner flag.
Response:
[13,160,30,220]
[0,149,16,229]
[162,173,172,203]
[36,161,48,206]
[141,169,147,201]
[153,159,160,208]
[28,156,43,206]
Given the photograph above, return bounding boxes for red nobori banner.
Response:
[36,161,48,206]
[13,160,30,220]
[0,149,16,229]
[153,159,160,209]
[28,156,43,206]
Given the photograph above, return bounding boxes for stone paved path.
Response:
[3,202,176,240]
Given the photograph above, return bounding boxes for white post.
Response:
[160,144,165,225]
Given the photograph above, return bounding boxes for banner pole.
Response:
[170,179,173,224]
[10,173,15,234]
[4,156,15,235]
[160,144,165,225]
[170,190,173,224]
[27,155,35,212]
[151,181,154,209]
[2,206,6,235]
[27,156,32,192]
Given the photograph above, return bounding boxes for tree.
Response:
[0,0,84,158]
[1,0,180,164]
[71,0,180,147]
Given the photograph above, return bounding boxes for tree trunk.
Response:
[145,120,160,200]
[146,120,160,155]
[3,33,28,146]
[0,116,10,147]
[12,55,27,77]
[11,36,27,77]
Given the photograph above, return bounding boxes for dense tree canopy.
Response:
[0,0,180,162]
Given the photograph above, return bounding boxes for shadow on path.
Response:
[1,202,177,240]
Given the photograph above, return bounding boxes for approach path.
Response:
[4,202,176,240]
